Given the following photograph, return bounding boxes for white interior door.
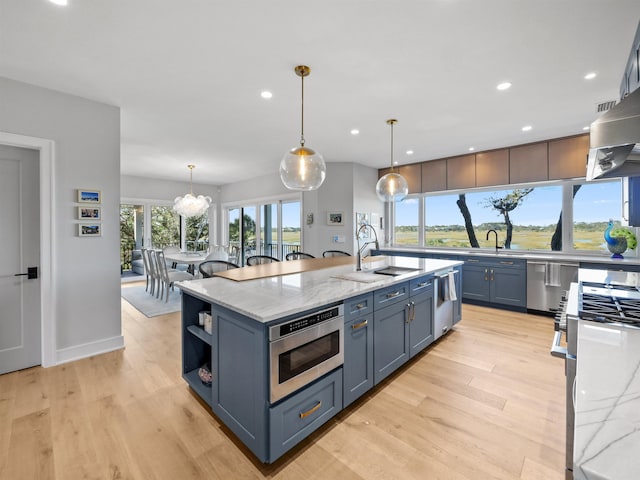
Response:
[0,145,41,374]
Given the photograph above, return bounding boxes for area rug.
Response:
[121,284,181,317]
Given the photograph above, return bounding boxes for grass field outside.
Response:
[394,224,613,253]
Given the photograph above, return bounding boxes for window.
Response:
[185,213,209,252]
[151,205,180,249]
[410,179,624,254]
[425,187,561,250]
[573,180,622,252]
[281,201,301,258]
[394,197,420,245]
[225,197,301,264]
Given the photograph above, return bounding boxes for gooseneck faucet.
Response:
[486,229,502,253]
[356,223,380,271]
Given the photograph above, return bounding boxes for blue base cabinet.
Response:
[462,257,526,309]
[373,275,435,385]
[269,369,342,461]
[343,293,374,407]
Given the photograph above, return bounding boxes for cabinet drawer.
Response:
[344,293,374,321]
[493,258,526,269]
[269,368,343,462]
[410,275,434,296]
[373,282,410,310]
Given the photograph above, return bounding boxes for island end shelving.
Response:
[178,255,462,463]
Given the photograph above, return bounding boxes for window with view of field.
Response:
[393,179,623,253]
[226,198,301,264]
[573,181,622,252]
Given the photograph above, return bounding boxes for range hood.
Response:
[586,86,640,181]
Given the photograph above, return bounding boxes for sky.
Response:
[396,180,622,226]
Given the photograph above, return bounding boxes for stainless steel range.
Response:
[551,268,640,480]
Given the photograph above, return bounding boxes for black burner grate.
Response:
[580,291,640,326]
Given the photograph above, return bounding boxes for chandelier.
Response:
[375,119,408,202]
[280,65,326,191]
[173,164,212,217]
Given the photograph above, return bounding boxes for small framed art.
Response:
[327,212,344,226]
[78,206,101,220]
[78,224,102,237]
[77,189,101,203]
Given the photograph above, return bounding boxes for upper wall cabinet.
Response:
[509,142,548,184]
[446,154,476,190]
[399,164,422,194]
[548,134,589,180]
[421,159,447,192]
[476,149,509,187]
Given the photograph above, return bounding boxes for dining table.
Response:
[164,251,208,275]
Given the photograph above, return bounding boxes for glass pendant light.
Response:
[173,164,212,217]
[280,65,326,191]
[376,119,408,202]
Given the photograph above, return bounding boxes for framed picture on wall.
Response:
[78,206,101,220]
[327,212,344,226]
[78,224,102,237]
[77,189,101,203]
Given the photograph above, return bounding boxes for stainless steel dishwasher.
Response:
[526,260,578,313]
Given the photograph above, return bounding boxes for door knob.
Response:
[14,267,38,279]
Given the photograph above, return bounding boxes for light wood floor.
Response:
[0,288,566,479]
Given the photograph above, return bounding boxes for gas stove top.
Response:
[579,280,640,326]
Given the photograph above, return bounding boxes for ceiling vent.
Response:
[596,100,618,113]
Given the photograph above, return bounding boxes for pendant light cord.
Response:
[300,74,305,147]
[389,121,394,172]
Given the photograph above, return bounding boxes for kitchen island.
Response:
[177,255,462,463]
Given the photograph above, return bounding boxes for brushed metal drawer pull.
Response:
[416,281,431,288]
[386,291,402,299]
[299,401,322,419]
[351,319,368,330]
[500,261,514,265]
[354,303,366,310]
[467,259,479,263]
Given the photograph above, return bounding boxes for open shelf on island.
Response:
[183,368,213,407]
[187,325,213,345]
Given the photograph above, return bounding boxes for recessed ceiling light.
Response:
[522,125,532,132]
[468,147,475,152]
[496,82,512,91]
[584,72,597,80]
[406,150,414,155]
[48,0,68,5]
[261,91,273,99]
[350,129,359,135]
[583,126,590,131]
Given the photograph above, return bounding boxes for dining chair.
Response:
[322,250,351,257]
[163,245,189,271]
[205,246,229,262]
[146,249,162,297]
[198,260,240,278]
[156,251,194,302]
[285,252,315,261]
[246,255,280,266]
[140,247,152,292]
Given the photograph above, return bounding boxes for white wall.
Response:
[0,76,122,362]
[121,175,218,203]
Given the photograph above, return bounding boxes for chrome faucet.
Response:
[356,223,380,271]
[486,229,502,253]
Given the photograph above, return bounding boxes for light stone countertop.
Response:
[377,247,640,266]
[177,256,462,323]
[573,320,640,480]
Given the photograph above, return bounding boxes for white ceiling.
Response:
[2,1,640,186]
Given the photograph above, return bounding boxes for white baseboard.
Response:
[55,335,125,365]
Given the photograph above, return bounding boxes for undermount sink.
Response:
[374,266,421,276]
